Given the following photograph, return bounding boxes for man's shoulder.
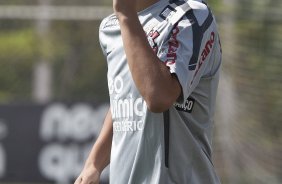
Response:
[181,0,215,27]
[159,0,211,26]
[187,0,210,16]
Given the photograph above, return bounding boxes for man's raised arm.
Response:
[113,0,182,113]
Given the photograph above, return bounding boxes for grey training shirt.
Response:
[99,0,222,183]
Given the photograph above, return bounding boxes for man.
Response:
[75,0,222,183]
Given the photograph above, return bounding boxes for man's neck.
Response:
[136,0,160,12]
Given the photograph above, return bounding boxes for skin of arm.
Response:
[113,0,182,113]
[74,109,113,184]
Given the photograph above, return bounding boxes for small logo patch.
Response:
[147,30,160,53]
[159,5,176,20]
[103,17,119,29]
[174,97,195,113]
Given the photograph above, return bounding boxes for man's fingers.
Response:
[74,170,99,184]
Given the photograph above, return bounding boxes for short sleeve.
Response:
[158,16,220,103]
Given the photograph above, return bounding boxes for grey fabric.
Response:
[99,0,222,183]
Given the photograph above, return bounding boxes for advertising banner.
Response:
[0,103,109,184]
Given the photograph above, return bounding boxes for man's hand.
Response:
[113,0,137,16]
[74,163,100,184]
[74,109,112,184]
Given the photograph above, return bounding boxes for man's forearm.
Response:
[116,12,181,112]
[85,109,112,173]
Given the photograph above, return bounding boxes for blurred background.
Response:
[0,0,281,184]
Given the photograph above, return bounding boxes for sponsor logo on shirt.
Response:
[113,120,144,132]
[200,32,215,62]
[108,76,146,132]
[174,97,195,113]
[165,23,180,66]
[159,5,176,20]
[191,31,215,84]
